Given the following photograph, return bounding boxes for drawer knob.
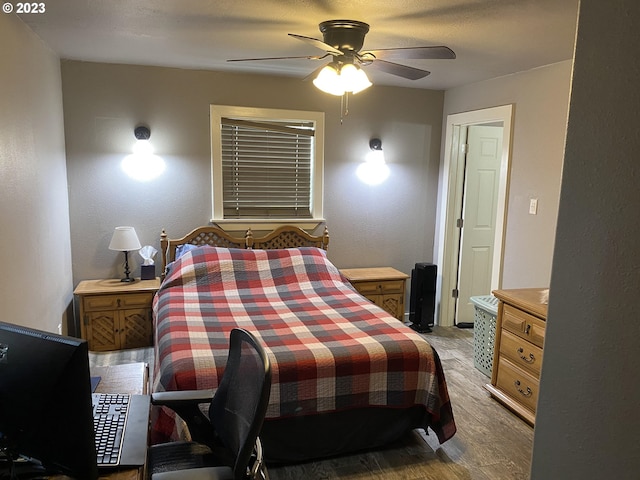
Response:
[517,347,536,363]
[525,324,531,335]
[514,380,533,398]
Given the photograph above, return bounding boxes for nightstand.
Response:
[74,278,160,351]
[340,267,409,321]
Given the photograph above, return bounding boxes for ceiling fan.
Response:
[228,19,456,95]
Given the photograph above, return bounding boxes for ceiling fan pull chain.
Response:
[340,92,350,124]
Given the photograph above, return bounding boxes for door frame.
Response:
[435,104,514,327]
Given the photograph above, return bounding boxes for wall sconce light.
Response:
[357,138,390,185]
[133,125,151,152]
[121,125,166,181]
[108,226,142,282]
[369,138,383,153]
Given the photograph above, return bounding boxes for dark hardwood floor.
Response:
[90,326,534,479]
[267,326,534,480]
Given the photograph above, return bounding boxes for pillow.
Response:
[174,243,199,260]
[164,244,206,277]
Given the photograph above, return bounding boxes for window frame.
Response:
[210,105,325,230]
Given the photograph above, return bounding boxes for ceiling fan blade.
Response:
[365,46,456,60]
[288,33,344,56]
[367,59,431,80]
[228,54,327,62]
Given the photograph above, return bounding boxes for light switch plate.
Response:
[529,198,538,215]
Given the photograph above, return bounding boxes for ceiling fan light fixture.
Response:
[313,64,345,96]
[313,63,372,96]
[340,63,372,94]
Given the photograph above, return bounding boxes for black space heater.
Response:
[409,263,437,333]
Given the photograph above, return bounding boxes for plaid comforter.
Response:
[152,246,456,443]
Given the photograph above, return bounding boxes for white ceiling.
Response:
[20,0,579,90]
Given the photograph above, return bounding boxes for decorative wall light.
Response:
[357,138,390,185]
[132,125,152,153]
[108,226,142,282]
[121,125,166,181]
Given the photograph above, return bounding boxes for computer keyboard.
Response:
[92,393,130,466]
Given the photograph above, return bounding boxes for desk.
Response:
[93,363,149,480]
[93,362,149,396]
[41,364,149,480]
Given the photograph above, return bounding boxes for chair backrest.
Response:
[209,328,272,480]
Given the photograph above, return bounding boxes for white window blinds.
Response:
[221,118,315,219]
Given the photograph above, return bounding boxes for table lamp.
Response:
[109,226,142,282]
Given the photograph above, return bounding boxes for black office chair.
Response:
[149,328,272,480]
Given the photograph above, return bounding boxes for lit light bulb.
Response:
[122,139,165,181]
[132,139,154,156]
[313,64,345,96]
[313,63,372,96]
[357,140,389,185]
[340,64,372,94]
[356,161,390,185]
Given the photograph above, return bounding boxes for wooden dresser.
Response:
[485,288,548,425]
[340,267,409,321]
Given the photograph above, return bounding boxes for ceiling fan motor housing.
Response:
[319,20,370,53]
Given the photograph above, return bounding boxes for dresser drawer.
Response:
[353,280,405,295]
[84,293,152,311]
[84,295,119,311]
[502,304,546,348]
[499,329,544,377]
[496,357,540,413]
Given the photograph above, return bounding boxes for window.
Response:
[211,105,324,227]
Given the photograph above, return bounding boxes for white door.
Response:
[455,125,503,325]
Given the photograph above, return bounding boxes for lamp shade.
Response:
[108,226,141,251]
[313,64,344,96]
[340,63,372,94]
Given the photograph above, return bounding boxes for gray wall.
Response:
[531,0,640,477]
[0,14,73,333]
[61,61,444,286]
[440,61,572,289]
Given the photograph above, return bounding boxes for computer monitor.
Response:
[0,321,98,479]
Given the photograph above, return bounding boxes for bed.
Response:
[152,224,456,463]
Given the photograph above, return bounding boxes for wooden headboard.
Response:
[160,225,329,276]
[247,225,329,251]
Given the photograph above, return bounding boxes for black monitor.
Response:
[0,321,98,479]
